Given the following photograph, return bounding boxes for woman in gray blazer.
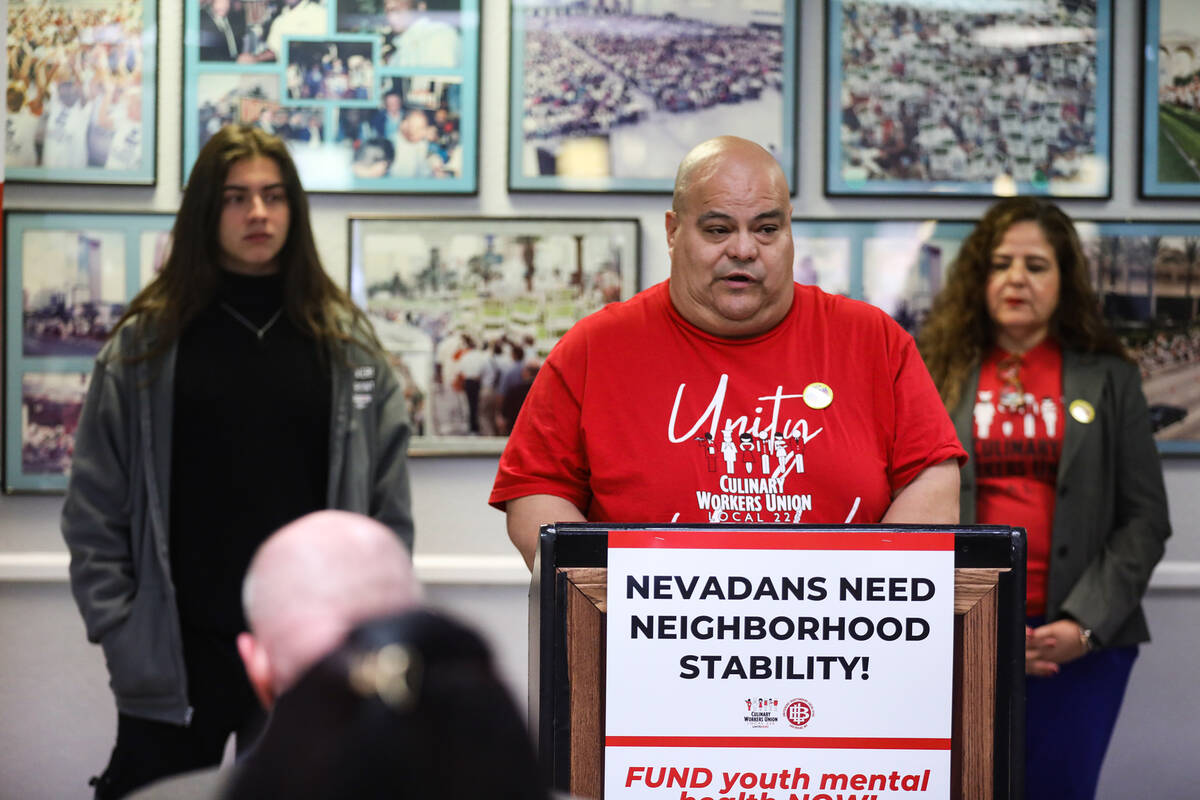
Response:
[918,198,1170,800]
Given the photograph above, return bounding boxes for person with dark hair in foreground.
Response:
[918,197,1170,800]
[224,609,552,800]
[62,125,414,799]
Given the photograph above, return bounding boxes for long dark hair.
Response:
[224,610,551,800]
[918,197,1128,409]
[114,124,378,361]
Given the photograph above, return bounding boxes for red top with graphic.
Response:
[490,282,966,525]
[973,339,1063,615]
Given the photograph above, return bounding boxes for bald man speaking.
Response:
[490,137,966,569]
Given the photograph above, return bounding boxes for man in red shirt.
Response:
[490,136,965,568]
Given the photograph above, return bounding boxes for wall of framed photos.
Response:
[1,3,1199,798]
[6,1,1197,553]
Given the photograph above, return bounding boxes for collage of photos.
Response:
[4,211,174,491]
[5,2,1200,475]
[348,217,639,453]
[829,0,1111,196]
[5,0,158,183]
[184,0,478,192]
[509,0,795,191]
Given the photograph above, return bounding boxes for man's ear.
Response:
[237,631,275,710]
[665,210,680,250]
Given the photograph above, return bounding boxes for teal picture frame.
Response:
[182,0,479,194]
[3,210,174,492]
[508,1,797,193]
[826,0,1112,198]
[1140,0,1200,197]
[5,0,159,185]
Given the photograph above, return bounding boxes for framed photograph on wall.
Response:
[825,0,1112,197]
[5,0,159,185]
[3,210,174,492]
[791,217,1200,453]
[508,0,797,192]
[1074,220,1200,452]
[790,218,973,334]
[347,216,640,454]
[182,0,479,193]
[1141,0,1200,197]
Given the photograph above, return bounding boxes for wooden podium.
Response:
[528,524,1025,800]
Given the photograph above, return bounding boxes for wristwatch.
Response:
[1078,625,1096,652]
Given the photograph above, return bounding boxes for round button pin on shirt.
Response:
[803,382,833,410]
[1069,399,1095,424]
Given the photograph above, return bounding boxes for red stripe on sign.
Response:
[605,735,951,750]
[607,530,954,552]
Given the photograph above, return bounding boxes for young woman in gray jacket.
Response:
[61,124,414,799]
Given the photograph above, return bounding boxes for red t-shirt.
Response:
[490,282,966,525]
[973,339,1063,614]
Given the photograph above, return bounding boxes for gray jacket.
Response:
[61,323,414,725]
[951,349,1170,648]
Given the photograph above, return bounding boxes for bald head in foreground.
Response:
[237,510,421,708]
[126,511,420,800]
[490,136,965,568]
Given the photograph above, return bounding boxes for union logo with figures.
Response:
[742,696,781,729]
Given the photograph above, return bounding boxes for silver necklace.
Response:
[220,302,284,341]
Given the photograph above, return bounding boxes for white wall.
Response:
[1,2,1197,798]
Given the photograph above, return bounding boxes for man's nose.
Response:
[726,230,757,261]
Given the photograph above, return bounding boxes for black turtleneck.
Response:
[170,269,331,635]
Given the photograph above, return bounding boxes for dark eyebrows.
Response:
[222,182,286,193]
[754,208,788,224]
[991,252,1051,262]
[694,207,788,225]
[695,210,734,225]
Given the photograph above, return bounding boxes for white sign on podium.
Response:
[605,529,954,800]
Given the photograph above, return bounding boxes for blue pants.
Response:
[1024,619,1137,800]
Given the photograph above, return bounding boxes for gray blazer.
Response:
[951,349,1170,648]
